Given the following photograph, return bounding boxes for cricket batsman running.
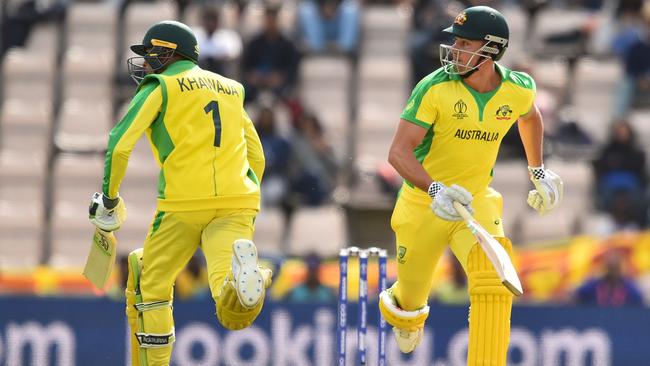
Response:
[87,21,272,365]
[378,6,563,364]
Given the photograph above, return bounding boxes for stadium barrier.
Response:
[1,297,648,365]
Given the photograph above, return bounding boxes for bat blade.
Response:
[466,221,523,296]
[83,229,117,289]
[453,202,523,296]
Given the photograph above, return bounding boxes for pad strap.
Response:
[379,289,429,331]
[133,300,175,348]
[134,300,172,312]
[135,328,176,348]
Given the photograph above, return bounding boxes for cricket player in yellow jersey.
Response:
[87,21,272,365]
[378,6,563,364]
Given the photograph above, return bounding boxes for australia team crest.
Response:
[495,105,513,120]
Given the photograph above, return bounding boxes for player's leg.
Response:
[201,208,272,330]
[125,210,208,366]
[379,197,451,352]
[450,188,513,366]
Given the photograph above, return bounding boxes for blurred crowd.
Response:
[4,0,650,236]
[2,0,650,306]
[3,233,648,308]
[96,234,648,308]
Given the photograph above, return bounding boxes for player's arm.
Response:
[103,81,162,198]
[518,103,563,213]
[243,108,265,183]
[90,81,161,232]
[517,103,543,168]
[388,119,433,192]
[389,119,473,220]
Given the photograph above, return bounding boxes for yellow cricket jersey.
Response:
[102,60,265,211]
[399,64,535,201]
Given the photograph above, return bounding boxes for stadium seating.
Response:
[0,1,637,269]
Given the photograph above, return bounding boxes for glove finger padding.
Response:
[433,202,461,221]
[527,190,543,211]
[430,183,474,221]
[447,184,473,206]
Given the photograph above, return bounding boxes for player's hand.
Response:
[89,192,127,231]
[527,166,563,214]
[429,182,473,221]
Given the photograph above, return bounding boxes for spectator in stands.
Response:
[612,4,650,117]
[194,5,242,78]
[286,252,336,303]
[586,0,647,58]
[1,0,67,58]
[608,0,646,56]
[574,251,644,306]
[275,111,339,249]
[593,120,647,227]
[287,111,339,207]
[407,0,455,88]
[600,190,645,233]
[242,4,301,103]
[520,0,548,41]
[298,0,361,56]
[256,105,293,208]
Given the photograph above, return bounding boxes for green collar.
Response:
[161,60,196,76]
[137,60,196,92]
[494,63,510,81]
[460,64,509,122]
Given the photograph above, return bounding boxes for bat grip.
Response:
[452,201,473,222]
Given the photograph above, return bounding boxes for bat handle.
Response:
[452,201,473,222]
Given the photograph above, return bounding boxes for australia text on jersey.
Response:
[454,128,499,142]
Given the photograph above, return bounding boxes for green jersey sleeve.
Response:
[509,70,537,116]
[102,80,162,198]
[400,77,438,128]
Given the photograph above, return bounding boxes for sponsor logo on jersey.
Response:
[454,128,499,142]
[452,99,468,119]
[495,105,513,120]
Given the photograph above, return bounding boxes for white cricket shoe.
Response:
[393,326,424,353]
[231,239,271,308]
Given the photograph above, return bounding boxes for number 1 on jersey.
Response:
[204,100,221,147]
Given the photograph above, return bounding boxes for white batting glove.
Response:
[527,166,563,214]
[429,182,474,221]
[89,192,127,231]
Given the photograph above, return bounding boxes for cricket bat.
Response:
[83,228,118,289]
[453,201,523,296]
